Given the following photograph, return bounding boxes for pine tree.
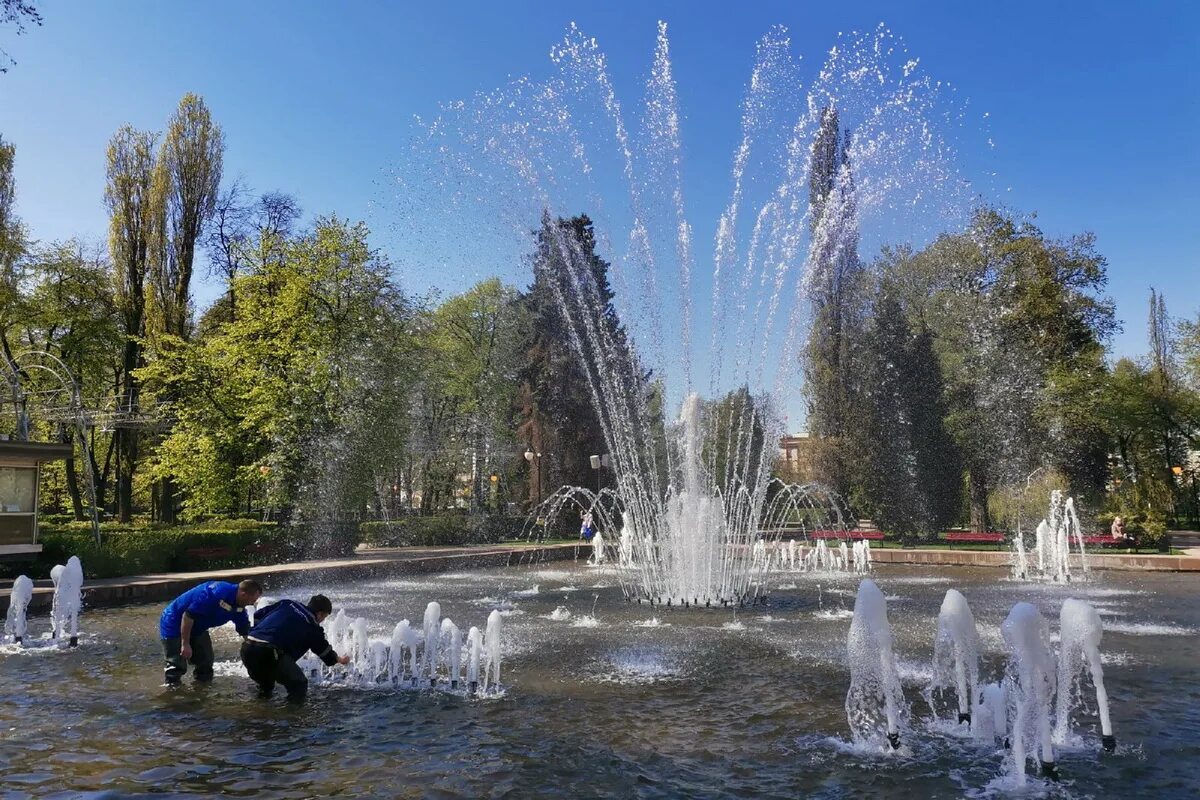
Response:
[518,214,641,509]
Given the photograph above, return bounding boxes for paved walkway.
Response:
[0,542,588,614]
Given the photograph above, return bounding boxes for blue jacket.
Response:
[248,599,339,665]
[159,581,250,639]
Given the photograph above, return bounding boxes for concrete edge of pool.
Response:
[2,543,1197,615]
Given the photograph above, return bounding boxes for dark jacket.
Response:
[159,581,250,639]
[248,599,339,666]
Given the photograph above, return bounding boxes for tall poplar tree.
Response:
[104,125,162,521]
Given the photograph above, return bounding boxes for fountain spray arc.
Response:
[399,23,975,605]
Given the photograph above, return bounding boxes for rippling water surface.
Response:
[1,563,1198,798]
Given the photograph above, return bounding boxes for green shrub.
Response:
[360,516,470,547]
[35,521,291,579]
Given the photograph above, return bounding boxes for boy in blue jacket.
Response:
[159,579,263,685]
[241,594,350,701]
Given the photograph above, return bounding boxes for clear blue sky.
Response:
[2,0,1197,373]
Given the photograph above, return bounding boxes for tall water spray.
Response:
[1055,598,1115,752]
[49,556,83,647]
[846,579,906,749]
[4,575,33,644]
[929,589,981,726]
[1001,602,1058,784]
[395,22,975,606]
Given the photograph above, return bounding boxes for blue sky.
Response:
[2,1,1197,382]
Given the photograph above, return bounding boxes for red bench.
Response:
[1081,535,1130,548]
[807,530,885,541]
[943,532,1007,549]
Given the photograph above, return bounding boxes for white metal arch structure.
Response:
[2,350,102,545]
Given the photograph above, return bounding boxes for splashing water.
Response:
[1001,602,1058,784]
[846,579,906,749]
[1013,490,1089,583]
[50,556,83,647]
[928,589,980,726]
[1055,598,1114,751]
[394,22,977,606]
[4,575,33,644]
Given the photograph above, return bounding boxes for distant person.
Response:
[241,594,350,701]
[580,512,596,542]
[159,579,263,685]
[1111,516,1128,543]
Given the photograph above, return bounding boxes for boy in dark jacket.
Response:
[240,594,349,701]
[159,579,263,685]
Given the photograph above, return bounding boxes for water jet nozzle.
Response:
[1039,761,1059,781]
[1101,735,1116,753]
[887,732,901,750]
[958,712,971,725]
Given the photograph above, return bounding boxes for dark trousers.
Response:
[161,631,215,684]
[240,640,309,701]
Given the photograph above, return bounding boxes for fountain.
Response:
[590,531,606,565]
[1001,602,1058,784]
[286,599,503,697]
[1012,490,1088,583]
[49,556,83,647]
[1055,598,1115,752]
[928,589,981,727]
[399,20,972,609]
[845,579,906,749]
[4,575,33,644]
[483,609,503,693]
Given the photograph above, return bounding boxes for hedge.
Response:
[359,515,525,548]
[34,519,293,579]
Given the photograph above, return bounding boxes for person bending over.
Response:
[240,594,350,701]
[159,579,264,685]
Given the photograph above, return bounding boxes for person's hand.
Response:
[180,643,193,660]
[337,654,351,666]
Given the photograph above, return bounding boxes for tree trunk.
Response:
[968,467,990,533]
[117,428,137,523]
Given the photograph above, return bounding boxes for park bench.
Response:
[943,531,1007,549]
[1081,535,1129,549]
[807,530,885,541]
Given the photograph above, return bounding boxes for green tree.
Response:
[426,278,523,511]
[518,214,642,506]
[804,107,865,499]
[883,207,1115,529]
[141,217,415,526]
[150,92,224,341]
[853,284,962,541]
[104,125,163,521]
